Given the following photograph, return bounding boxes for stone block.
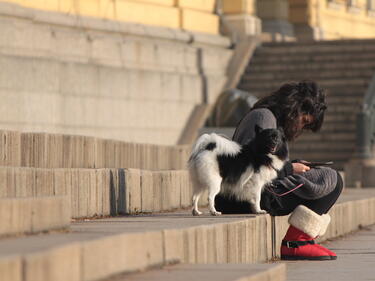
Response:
[59,63,100,96]
[182,227,197,263]
[257,0,289,20]
[70,169,80,218]
[34,169,54,196]
[122,168,141,214]
[94,138,106,168]
[152,171,163,211]
[222,0,256,15]
[130,0,175,6]
[169,171,181,209]
[31,196,71,233]
[3,167,16,197]
[81,231,164,281]
[71,135,87,168]
[90,34,122,65]
[83,136,97,169]
[103,140,117,168]
[14,167,35,197]
[162,228,184,264]
[180,171,192,208]
[180,8,219,34]
[76,169,90,218]
[205,75,227,104]
[45,133,64,168]
[0,196,70,236]
[24,243,81,281]
[53,168,72,197]
[87,169,98,217]
[195,226,209,263]
[0,255,22,281]
[53,27,91,61]
[23,133,48,168]
[29,59,60,93]
[96,169,111,216]
[227,221,241,263]
[160,171,173,211]
[140,170,154,212]
[0,168,8,197]
[0,197,32,236]
[116,0,179,28]
[221,14,261,39]
[211,223,228,263]
[177,0,215,12]
[98,67,129,99]
[0,130,21,167]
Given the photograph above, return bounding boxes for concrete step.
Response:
[324,96,363,105]
[240,78,370,94]
[246,60,375,73]
[289,140,355,151]
[0,196,70,237]
[0,130,190,170]
[323,114,357,123]
[240,84,368,100]
[242,69,374,83]
[250,52,375,65]
[320,122,357,132]
[0,189,374,281]
[258,39,375,55]
[102,264,286,281]
[0,166,200,219]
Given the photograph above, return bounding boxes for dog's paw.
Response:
[254,209,267,214]
[210,210,222,216]
[192,209,203,216]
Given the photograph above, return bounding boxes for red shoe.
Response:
[281,205,337,260]
[281,225,336,260]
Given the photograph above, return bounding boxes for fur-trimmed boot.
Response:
[280,205,337,260]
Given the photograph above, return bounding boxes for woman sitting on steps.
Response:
[215,81,343,261]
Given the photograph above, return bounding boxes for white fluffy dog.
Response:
[188,126,288,216]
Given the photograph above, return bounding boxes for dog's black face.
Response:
[254,125,288,159]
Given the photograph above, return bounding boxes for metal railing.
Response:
[356,72,375,159]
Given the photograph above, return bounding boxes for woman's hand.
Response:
[292,163,310,174]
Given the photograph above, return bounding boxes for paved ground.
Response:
[281,224,375,281]
[103,264,286,281]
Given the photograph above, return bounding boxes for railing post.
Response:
[356,105,372,159]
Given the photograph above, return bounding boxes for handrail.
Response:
[356,72,375,158]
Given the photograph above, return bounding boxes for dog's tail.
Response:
[188,133,216,163]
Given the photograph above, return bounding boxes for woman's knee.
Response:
[335,171,344,196]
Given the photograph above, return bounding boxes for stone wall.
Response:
[289,0,375,41]
[0,2,232,145]
[2,0,219,34]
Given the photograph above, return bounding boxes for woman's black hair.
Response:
[251,81,327,141]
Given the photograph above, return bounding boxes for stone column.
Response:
[257,0,295,41]
[220,0,261,42]
[288,0,325,41]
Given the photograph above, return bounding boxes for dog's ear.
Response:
[254,125,263,135]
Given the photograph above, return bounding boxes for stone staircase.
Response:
[1,129,375,281]
[238,39,375,170]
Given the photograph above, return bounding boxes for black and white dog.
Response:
[188,125,288,216]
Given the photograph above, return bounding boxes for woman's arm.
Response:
[277,161,293,178]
